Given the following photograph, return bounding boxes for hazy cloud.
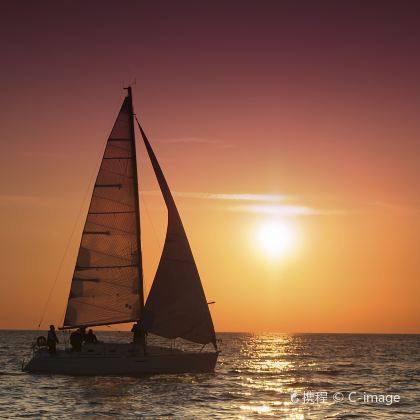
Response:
[173,192,291,202]
[141,191,292,202]
[154,137,233,149]
[140,191,337,216]
[368,201,417,215]
[231,204,353,216]
[7,191,411,218]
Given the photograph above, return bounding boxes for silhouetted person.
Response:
[80,326,88,343]
[47,325,59,355]
[85,329,98,344]
[70,328,83,351]
[131,322,147,355]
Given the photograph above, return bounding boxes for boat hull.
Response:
[23,344,218,375]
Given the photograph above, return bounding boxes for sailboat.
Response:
[24,88,219,375]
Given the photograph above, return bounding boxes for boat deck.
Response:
[23,342,219,375]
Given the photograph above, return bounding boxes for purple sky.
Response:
[1,1,420,198]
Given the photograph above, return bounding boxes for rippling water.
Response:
[0,331,418,418]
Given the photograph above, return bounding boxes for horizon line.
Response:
[1,328,418,335]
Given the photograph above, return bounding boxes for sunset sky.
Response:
[0,1,419,332]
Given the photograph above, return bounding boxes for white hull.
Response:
[23,343,218,375]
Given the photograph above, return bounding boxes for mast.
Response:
[126,86,144,315]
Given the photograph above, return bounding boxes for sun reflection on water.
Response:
[240,404,271,413]
[222,333,309,418]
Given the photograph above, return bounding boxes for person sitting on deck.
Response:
[131,322,148,355]
[85,329,98,344]
[69,328,83,351]
[80,326,88,343]
[47,325,59,355]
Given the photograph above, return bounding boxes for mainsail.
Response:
[136,119,217,348]
[63,89,143,328]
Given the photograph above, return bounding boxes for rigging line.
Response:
[38,143,106,330]
[79,228,137,265]
[135,138,163,297]
[92,193,134,208]
[101,167,134,179]
[85,220,134,235]
[69,299,129,314]
[134,116,165,300]
[138,193,156,306]
[139,191,163,251]
[73,278,135,290]
[74,246,132,263]
[82,245,136,269]
[105,142,132,152]
[133,115,163,255]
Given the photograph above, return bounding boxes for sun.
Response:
[256,220,299,260]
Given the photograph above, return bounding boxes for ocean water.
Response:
[0,331,418,419]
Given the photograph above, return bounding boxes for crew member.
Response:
[47,325,59,355]
[70,328,83,351]
[85,329,98,344]
[131,322,147,355]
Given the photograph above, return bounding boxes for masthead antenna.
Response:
[123,78,137,91]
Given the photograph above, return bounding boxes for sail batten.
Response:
[136,117,216,348]
[63,93,143,328]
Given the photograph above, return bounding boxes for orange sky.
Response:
[0,1,419,332]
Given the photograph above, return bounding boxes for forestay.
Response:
[63,94,143,327]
